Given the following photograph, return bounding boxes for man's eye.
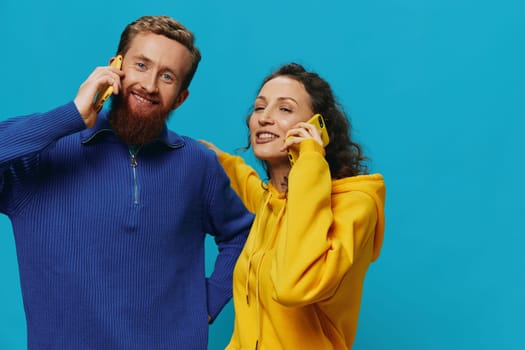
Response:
[161,73,174,82]
[254,106,265,111]
[136,62,146,70]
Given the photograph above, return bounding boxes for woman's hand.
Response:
[281,121,324,152]
[198,139,225,157]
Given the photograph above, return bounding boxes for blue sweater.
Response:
[0,102,253,349]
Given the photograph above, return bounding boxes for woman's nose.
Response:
[258,110,274,125]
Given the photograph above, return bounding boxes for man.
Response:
[0,15,252,349]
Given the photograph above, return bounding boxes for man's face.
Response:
[110,32,192,144]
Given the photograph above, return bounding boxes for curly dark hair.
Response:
[243,63,368,179]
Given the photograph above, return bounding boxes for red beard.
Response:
[108,89,172,145]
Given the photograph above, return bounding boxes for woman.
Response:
[201,63,386,349]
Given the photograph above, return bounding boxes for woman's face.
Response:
[249,76,314,165]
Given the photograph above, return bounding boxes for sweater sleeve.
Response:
[203,155,254,321]
[270,139,378,307]
[0,102,86,212]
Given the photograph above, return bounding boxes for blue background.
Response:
[1,1,524,349]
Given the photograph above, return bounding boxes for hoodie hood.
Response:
[332,173,386,261]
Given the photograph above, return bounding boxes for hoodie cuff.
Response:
[299,139,325,157]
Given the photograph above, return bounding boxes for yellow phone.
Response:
[287,113,330,166]
[94,55,123,112]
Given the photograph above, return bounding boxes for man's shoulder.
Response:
[164,131,217,161]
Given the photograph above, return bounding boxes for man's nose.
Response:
[141,73,159,93]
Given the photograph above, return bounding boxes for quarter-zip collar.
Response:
[80,109,186,149]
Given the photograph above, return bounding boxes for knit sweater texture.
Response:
[217,140,386,350]
[0,102,253,349]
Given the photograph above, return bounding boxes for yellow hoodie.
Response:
[218,140,386,350]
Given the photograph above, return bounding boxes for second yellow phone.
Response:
[287,113,330,166]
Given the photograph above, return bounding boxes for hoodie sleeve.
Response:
[217,152,267,214]
[270,139,384,307]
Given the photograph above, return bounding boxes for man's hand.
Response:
[74,60,124,128]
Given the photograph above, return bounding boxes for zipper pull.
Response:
[129,146,141,167]
[131,154,137,168]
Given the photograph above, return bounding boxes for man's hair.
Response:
[117,15,201,91]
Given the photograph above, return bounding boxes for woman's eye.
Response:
[254,106,265,111]
[280,107,292,113]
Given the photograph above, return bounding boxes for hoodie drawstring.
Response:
[244,189,286,349]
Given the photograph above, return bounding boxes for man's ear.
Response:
[172,89,189,110]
